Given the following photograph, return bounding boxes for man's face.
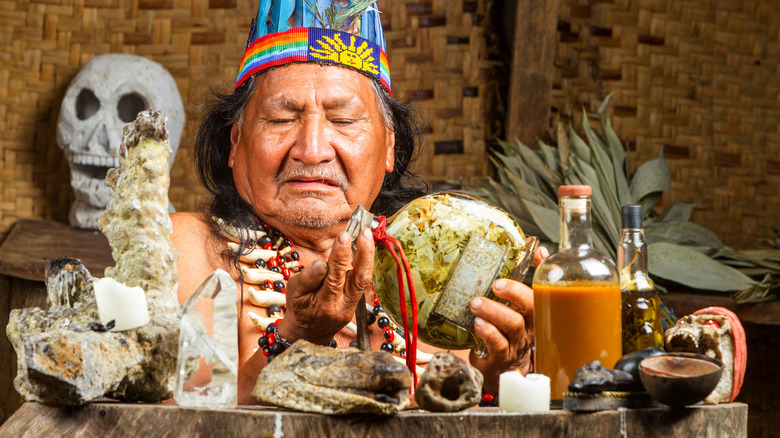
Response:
[229,63,395,230]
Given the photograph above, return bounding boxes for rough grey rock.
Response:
[414,352,483,412]
[6,110,180,406]
[253,340,413,415]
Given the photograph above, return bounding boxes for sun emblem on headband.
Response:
[310,33,379,75]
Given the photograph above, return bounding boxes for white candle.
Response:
[93,277,150,331]
[498,371,551,413]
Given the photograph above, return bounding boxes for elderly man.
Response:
[171,0,544,405]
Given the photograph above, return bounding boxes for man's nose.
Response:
[289,115,336,165]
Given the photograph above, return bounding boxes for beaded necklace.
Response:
[214,216,430,367]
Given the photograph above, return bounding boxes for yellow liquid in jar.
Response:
[533,282,622,400]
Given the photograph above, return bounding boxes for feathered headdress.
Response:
[236,0,390,94]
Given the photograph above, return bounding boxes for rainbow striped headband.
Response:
[236,27,391,95]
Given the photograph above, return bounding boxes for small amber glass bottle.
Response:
[619,205,663,354]
[532,185,622,401]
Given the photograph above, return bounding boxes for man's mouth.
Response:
[276,166,349,192]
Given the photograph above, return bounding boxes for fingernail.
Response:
[474,317,485,328]
[471,298,482,310]
[494,279,507,291]
[362,228,372,240]
[312,260,326,276]
[338,232,350,244]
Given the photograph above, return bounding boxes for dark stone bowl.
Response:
[638,353,723,407]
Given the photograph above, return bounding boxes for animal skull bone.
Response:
[57,54,184,229]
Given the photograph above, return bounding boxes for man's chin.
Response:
[276,197,349,229]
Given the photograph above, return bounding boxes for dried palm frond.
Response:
[466,94,778,303]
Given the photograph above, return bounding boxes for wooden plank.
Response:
[0,278,47,427]
[0,219,113,282]
[663,291,780,326]
[506,0,560,145]
[0,401,748,437]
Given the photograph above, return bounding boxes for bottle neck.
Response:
[559,196,593,250]
[618,228,649,274]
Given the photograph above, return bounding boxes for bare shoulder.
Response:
[170,212,227,304]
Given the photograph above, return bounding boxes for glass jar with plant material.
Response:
[532,185,622,401]
[346,192,538,351]
[619,205,663,354]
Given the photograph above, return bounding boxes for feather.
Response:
[268,0,296,33]
[326,0,376,31]
[316,0,332,27]
[254,0,273,39]
[360,5,376,43]
[298,0,318,27]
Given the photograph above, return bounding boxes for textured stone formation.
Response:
[253,340,413,415]
[6,110,180,406]
[57,54,184,229]
[414,352,483,412]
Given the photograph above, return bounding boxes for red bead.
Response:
[383,328,394,341]
[282,267,291,280]
[262,347,270,356]
[263,280,273,290]
[267,332,276,344]
[274,318,283,326]
[482,393,494,403]
[263,243,273,250]
[373,295,380,306]
[705,320,720,328]
[276,255,284,265]
[268,258,278,268]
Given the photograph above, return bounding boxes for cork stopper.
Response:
[558,185,592,197]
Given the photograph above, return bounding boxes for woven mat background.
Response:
[552,0,780,248]
[0,0,494,240]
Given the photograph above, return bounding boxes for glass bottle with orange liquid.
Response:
[532,185,622,401]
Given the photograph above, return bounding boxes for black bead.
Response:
[372,304,383,315]
[290,251,299,261]
[273,280,285,292]
[328,339,337,348]
[265,323,275,336]
[258,335,269,347]
[349,340,359,348]
[269,266,281,273]
[259,235,272,247]
[270,341,286,355]
[366,312,377,325]
[399,348,406,357]
[254,259,267,268]
[246,238,256,248]
[262,346,270,355]
[266,354,276,362]
[384,330,394,341]
[283,238,293,248]
[268,304,282,315]
[377,316,390,329]
[380,342,394,353]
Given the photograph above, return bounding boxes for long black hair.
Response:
[194,70,428,231]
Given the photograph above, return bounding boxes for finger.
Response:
[492,279,534,316]
[533,246,550,268]
[285,259,327,299]
[472,316,510,359]
[471,297,526,341]
[322,231,353,299]
[346,229,375,303]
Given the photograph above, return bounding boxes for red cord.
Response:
[373,216,418,389]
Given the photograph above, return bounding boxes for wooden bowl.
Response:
[638,353,723,407]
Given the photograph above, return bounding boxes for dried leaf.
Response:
[630,146,671,204]
[645,221,725,252]
[557,122,570,167]
[648,242,756,292]
[659,200,701,222]
[569,124,591,163]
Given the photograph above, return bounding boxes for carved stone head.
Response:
[57,54,184,229]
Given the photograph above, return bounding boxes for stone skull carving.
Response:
[57,54,184,229]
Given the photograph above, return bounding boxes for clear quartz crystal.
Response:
[175,269,238,408]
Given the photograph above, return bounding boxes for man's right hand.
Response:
[276,228,375,345]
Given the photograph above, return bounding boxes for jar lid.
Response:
[558,185,592,197]
[621,204,643,228]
